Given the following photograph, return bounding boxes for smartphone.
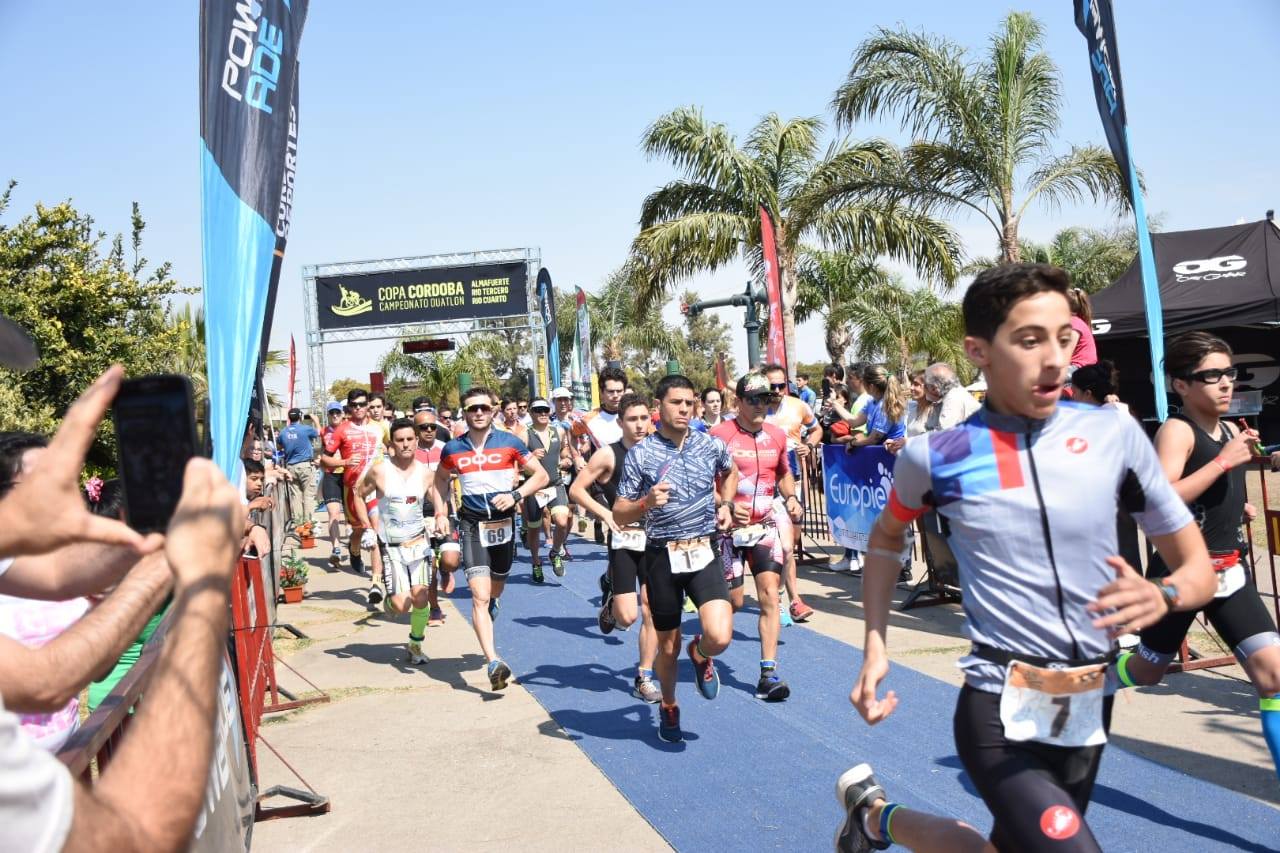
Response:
[112,374,198,532]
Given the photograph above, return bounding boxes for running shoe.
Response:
[834,763,891,851]
[598,603,616,635]
[329,547,342,569]
[755,669,791,702]
[488,596,500,622]
[780,600,794,628]
[687,636,720,700]
[550,550,565,577]
[598,571,612,596]
[407,641,428,665]
[487,659,512,691]
[428,606,445,626]
[682,596,696,614]
[789,598,814,623]
[367,584,383,609]
[633,675,661,704]
[561,544,573,561]
[897,566,913,585]
[657,704,682,743]
[828,558,852,573]
[531,562,545,584]
[349,556,366,577]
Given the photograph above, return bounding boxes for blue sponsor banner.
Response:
[822,444,897,551]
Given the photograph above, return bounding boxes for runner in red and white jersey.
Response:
[712,373,804,702]
[319,388,386,604]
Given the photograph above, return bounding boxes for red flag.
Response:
[759,206,787,371]
[714,352,730,391]
[287,335,297,411]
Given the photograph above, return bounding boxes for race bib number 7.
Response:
[478,519,513,548]
[999,661,1107,748]
[667,538,713,574]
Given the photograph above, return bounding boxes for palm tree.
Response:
[163,303,288,409]
[794,250,894,363]
[963,223,1138,293]
[378,335,506,407]
[833,12,1129,262]
[838,277,968,377]
[554,264,682,372]
[629,108,960,370]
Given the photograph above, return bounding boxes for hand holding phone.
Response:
[113,374,199,533]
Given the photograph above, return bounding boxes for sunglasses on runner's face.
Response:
[416,424,433,432]
[770,382,787,391]
[351,400,368,408]
[465,404,492,414]
[531,407,551,414]
[1183,367,1237,383]
[744,394,780,407]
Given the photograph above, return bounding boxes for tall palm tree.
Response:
[962,223,1138,293]
[630,108,960,370]
[378,335,506,406]
[794,249,894,363]
[554,264,682,370]
[838,277,968,377]
[164,303,288,408]
[833,12,1129,262]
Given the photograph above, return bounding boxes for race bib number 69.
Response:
[478,519,513,547]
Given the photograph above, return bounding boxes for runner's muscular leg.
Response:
[695,599,733,656]
[654,627,682,705]
[752,569,781,662]
[639,584,658,672]
[612,591,639,629]
[467,575,498,662]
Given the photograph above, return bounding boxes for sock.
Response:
[878,802,902,845]
[1262,694,1280,781]
[637,667,654,680]
[696,636,709,659]
[350,553,363,569]
[760,659,777,672]
[409,607,430,642]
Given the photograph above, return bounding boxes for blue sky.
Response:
[2,2,1276,404]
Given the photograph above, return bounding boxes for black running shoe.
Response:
[367,584,383,609]
[657,704,682,743]
[598,603,616,635]
[834,763,890,851]
[531,562,545,584]
[755,669,791,702]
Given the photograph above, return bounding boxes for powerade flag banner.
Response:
[569,287,594,410]
[201,0,308,476]
[1073,0,1167,419]
[537,268,561,392]
[759,206,787,372]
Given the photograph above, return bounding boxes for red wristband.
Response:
[1213,456,1231,473]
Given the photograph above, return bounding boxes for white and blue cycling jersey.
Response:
[618,429,732,544]
[887,402,1193,693]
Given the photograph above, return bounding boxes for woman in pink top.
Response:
[1068,287,1099,369]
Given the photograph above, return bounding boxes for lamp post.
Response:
[682,281,768,369]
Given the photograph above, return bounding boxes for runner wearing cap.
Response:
[276,407,319,530]
[320,401,349,567]
[320,388,387,605]
[711,373,804,702]
[523,398,572,582]
[613,374,738,743]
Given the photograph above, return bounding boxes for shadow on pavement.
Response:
[514,614,625,645]
[541,704,696,753]
[520,661,632,693]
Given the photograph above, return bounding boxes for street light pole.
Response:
[682,281,768,369]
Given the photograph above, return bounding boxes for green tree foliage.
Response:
[837,277,970,379]
[328,377,366,404]
[795,250,895,363]
[834,12,1130,262]
[962,223,1139,294]
[0,183,190,468]
[669,289,736,396]
[629,108,960,370]
[377,335,510,408]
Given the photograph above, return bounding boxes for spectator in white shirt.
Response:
[922,362,980,432]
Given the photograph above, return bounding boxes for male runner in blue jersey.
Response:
[835,264,1216,852]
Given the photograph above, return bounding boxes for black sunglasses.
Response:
[465,404,492,414]
[531,407,551,414]
[416,424,434,431]
[769,382,788,391]
[351,400,368,408]
[744,394,781,406]
[1182,367,1237,384]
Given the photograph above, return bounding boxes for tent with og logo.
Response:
[1090,218,1280,434]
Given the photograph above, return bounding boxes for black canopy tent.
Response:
[1090,218,1280,437]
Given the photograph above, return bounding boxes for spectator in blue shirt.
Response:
[276,408,319,527]
[796,372,818,410]
[841,365,907,448]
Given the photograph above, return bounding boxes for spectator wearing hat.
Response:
[276,407,319,528]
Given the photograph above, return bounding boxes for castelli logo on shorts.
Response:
[1065,437,1089,454]
[1039,805,1080,840]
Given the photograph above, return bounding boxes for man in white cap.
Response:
[524,398,573,581]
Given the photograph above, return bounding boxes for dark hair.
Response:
[288,409,301,422]
[759,363,786,377]
[700,387,722,404]
[1164,331,1232,380]
[654,374,695,401]
[242,458,266,476]
[1070,360,1119,401]
[389,417,416,439]
[412,395,433,410]
[824,363,844,380]
[599,365,628,389]
[88,478,125,518]
[462,386,496,406]
[847,361,871,382]
[346,387,369,405]
[797,372,809,382]
[963,263,1071,341]
[501,398,517,408]
[368,393,386,406]
[0,431,47,497]
[618,393,650,417]
[1067,287,1093,325]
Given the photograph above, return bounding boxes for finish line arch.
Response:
[301,247,544,407]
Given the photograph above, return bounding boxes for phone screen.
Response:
[113,375,198,532]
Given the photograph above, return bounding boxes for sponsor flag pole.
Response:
[571,287,594,410]
[714,352,730,392]
[201,0,309,476]
[1074,0,1168,420]
[537,269,561,392]
[759,205,788,374]
[287,334,296,411]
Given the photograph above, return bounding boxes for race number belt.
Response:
[973,644,1111,748]
[390,536,429,564]
[478,518,514,547]
[666,536,714,574]
[534,487,557,508]
[731,523,772,548]
[610,527,647,552]
[1210,549,1245,599]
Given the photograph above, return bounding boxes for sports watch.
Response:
[1153,579,1180,611]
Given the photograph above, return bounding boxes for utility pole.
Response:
[681,281,768,369]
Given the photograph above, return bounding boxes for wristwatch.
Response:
[1153,579,1180,611]
[510,488,522,502]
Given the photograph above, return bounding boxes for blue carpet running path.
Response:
[450,540,1279,852]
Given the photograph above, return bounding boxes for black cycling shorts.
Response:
[321,471,344,504]
[643,538,729,632]
[1143,555,1279,656]
[607,532,646,594]
[457,516,516,581]
[954,685,1112,853]
[522,484,568,525]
